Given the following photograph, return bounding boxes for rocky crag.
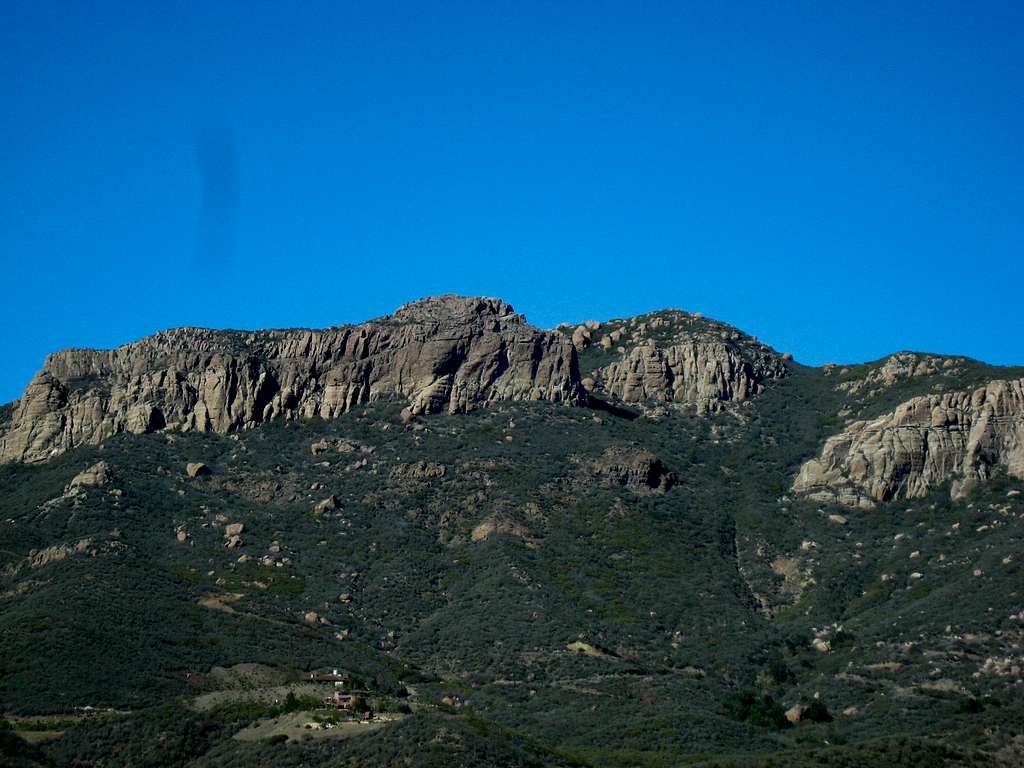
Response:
[0,296,581,463]
[566,310,788,414]
[794,378,1024,507]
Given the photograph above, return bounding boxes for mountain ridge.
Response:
[4,295,1024,511]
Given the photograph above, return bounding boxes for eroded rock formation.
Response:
[794,379,1024,507]
[598,339,785,414]
[591,447,676,492]
[0,296,583,463]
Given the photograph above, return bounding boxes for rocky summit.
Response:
[2,297,1024,768]
[0,296,582,463]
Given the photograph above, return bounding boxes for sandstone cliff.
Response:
[0,296,583,463]
[794,378,1024,507]
[577,311,787,414]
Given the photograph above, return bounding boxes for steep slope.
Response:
[0,296,583,463]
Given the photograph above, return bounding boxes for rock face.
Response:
[0,296,583,463]
[583,312,787,414]
[68,461,113,489]
[591,447,675,492]
[599,339,785,413]
[794,379,1024,507]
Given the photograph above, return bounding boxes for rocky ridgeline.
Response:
[0,296,582,463]
[794,378,1024,507]
[831,352,966,397]
[568,310,788,414]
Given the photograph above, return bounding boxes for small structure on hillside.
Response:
[308,668,351,687]
[325,690,356,710]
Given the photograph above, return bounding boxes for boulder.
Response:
[571,325,591,350]
[68,461,113,489]
[314,496,339,515]
[186,462,211,478]
[224,523,244,537]
[391,461,446,480]
[785,704,807,724]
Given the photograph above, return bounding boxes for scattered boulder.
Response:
[224,523,244,537]
[225,535,244,549]
[828,514,848,526]
[391,461,446,480]
[785,704,807,724]
[186,462,211,478]
[310,440,330,456]
[314,496,339,515]
[566,641,611,658]
[176,530,188,543]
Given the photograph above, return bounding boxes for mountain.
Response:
[2,296,1023,767]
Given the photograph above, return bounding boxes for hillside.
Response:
[2,297,1023,767]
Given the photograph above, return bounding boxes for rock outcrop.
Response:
[599,339,785,414]
[186,462,212,478]
[794,379,1024,507]
[833,352,965,396]
[591,447,675,492]
[391,461,447,480]
[0,296,584,463]
[68,461,113,489]
[584,311,787,414]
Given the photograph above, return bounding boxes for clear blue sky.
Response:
[2,2,1022,404]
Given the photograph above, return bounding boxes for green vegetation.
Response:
[2,346,1023,765]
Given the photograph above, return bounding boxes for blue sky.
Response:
[2,2,1022,403]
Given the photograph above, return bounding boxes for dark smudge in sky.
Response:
[193,118,240,272]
